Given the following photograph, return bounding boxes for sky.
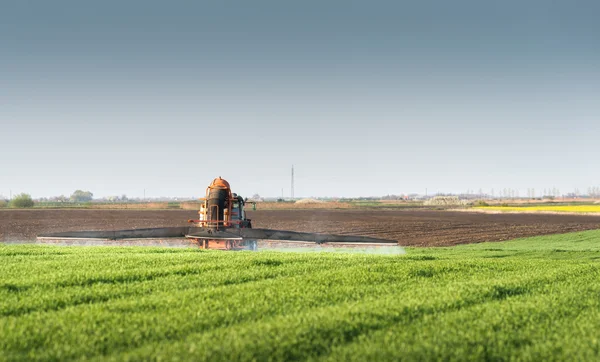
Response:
[1,0,599,199]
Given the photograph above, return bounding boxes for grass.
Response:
[476,205,600,213]
[2,231,600,361]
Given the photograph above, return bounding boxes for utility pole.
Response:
[143,189,146,201]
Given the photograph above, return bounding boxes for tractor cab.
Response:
[232,193,252,229]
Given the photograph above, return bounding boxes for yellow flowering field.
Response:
[476,205,600,213]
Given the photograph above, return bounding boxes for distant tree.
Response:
[252,194,261,200]
[9,193,34,208]
[120,194,128,202]
[70,190,93,202]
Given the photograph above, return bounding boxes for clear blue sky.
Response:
[1,0,598,198]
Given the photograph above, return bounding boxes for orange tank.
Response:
[208,176,231,191]
[201,177,233,230]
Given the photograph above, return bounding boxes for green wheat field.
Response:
[2,231,600,361]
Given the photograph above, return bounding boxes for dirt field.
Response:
[2,209,600,246]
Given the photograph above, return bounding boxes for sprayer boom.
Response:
[36,177,398,250]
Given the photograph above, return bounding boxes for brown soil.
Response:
[1,209,600,247]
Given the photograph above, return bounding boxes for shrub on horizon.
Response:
[9,194,35,208]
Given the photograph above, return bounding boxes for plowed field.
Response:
[2,209,600,246]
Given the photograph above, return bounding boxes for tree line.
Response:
[0,190,94,208]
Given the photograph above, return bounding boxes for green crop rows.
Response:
[2,231,600,361]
